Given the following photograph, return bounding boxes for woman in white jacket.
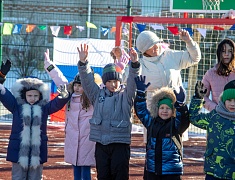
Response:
[44,50,102,180]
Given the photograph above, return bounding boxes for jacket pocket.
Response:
[204,147,213,158]
[89,117,102,125]
[110,120,130,133]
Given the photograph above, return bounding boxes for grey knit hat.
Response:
[102,63,122,85]
[136,31,163,53]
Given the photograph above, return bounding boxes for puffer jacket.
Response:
[78,61,140,145]
[134,87,190,175]
[0,78,70,169]
[202,65,235,111]
[44,62,96,166]
[189,98,235,180]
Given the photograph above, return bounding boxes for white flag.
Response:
[50,26,60,37]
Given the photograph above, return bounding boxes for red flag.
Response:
[64,26,72,35]
[213,26,224,30]
[167,26,179,35]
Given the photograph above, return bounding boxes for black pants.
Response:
[95,142,130,180]
[205,174,227,180]
[144,168,181,180]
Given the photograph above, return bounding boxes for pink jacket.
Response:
[44,60,95,166]
[202,66,235,111]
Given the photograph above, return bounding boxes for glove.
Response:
[0,59,12,76]
[194,81,207,99]
[173,86,186,105]
[57,84,69,99]
[44,49,55,72]
[134,75,151,94]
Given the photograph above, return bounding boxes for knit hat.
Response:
[102,63,122,85]
[136,31,163,53]
[222,80,235,102]
[158,98,173,110]
[73,73,81,85]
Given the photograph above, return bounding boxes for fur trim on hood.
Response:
[150,87,176,118]
[11,77,50,105]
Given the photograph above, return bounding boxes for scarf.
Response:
[216,101,235,121]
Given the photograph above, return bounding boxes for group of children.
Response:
[0,31,235,180]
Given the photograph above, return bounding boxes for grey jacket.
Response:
[78,61,140,145]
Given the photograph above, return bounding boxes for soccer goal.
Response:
[115,14,235,104]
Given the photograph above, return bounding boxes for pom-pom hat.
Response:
[102,63,122,85]
[222,80,235,102]
[136,31,163,53]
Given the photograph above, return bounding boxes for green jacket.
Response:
[189,98,235,180]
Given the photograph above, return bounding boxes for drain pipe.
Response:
[87,0,91,38]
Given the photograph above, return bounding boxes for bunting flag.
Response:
[196,28,207,38]
[76,26,85,32]
[38,25,47,30]
[50,26,60,37]
[110,26,116,33]
[136,23,146,32]
[151,24,164,30]
[229,24,235,30]
[26,24,36,33]
[213,26,224,30]
[183,28,193,36]
[86,21,97,29]
[167,26,179,35]
[3,23,13,35]
[101,27,109,36]
[12,24,22,34]
[64,26,72,35]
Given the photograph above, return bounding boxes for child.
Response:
[77,44,140,179]
[44,49,102,180]
[202,38,235,111]
[134,75,190,180]
[0,76,70,180]
[189,80,235,180]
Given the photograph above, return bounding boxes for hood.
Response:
[149,87,176,118]
[11,77,50,105]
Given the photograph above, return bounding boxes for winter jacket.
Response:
[0,78,70,169]
[44,62,96,166]
[78,61,140,145]
[189,98,235,180]
[202,65,235,111]
[134,87,190,175]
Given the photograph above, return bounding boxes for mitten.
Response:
[173,86,186,105]
[194,81,207,99]
[0,59,12,76]
[134,75,151,95]
[57,84,69,99]
[44,49,55,72]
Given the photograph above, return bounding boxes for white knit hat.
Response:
[136,31,163,53]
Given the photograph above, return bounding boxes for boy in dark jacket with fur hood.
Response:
[0,76,70,180]
[134,75,190,180]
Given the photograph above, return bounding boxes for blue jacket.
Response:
[134,88,189,175]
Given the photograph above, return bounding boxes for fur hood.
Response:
[150,87,176,118]
[11,77,50,105]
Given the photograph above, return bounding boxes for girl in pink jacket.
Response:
[202,39,235,111]
[44,49,102,180]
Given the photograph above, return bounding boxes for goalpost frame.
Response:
[115,16,235,47]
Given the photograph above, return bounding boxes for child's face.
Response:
[158,104,173,120]
[221,43,233,64]
[225,99,235,112]
[105,80,120,92]
[144,44,161,57]
[73,83,83,95]
[26,90,40,105]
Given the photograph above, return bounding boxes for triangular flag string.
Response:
[26,24,36,33]
[196,28,207,38]
[50,26,60,37]
[86,21,97,29]
[136,23,146,32]
[3,23,13,35]
[167,26,179,35]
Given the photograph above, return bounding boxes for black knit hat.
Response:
[73,73,81,85]
[222,80,235,102]
[102,63,122,85]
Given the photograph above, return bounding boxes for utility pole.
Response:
[0,0,3,65]
[127,0,132,16]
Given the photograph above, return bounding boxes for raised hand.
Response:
[0,59,12,76]
[44,49,51,63]
[179,29,192,43]
[57,84,69,99]
[129,47,138,63]
[77,44,89,63]
[134,75,151,93]
[194,81,207,99]
[173,86,186,105]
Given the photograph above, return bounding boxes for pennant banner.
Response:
[151,24,164,30]
[26,24,36,33]
[183,28,193,36]
[76,26,85,32]
[86,21,97,29]
[64,26,72,35]
[3,23,13,35]
[136,23,146,33]
[196,28,207,38]
[50,26,60,37]
[12,24,22,34]
[167,26,179,35]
